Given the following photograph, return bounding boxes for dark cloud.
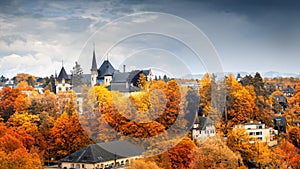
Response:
[1,0,300,77]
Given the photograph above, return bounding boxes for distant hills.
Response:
[183,71,300,79]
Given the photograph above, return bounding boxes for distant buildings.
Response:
[55,47,153,95]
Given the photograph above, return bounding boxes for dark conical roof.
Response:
[91,49,98,71]
[57,66,70,81]
[98,60,115,79]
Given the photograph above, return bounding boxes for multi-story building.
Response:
[235,121,277,147]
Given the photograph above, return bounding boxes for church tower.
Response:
[91,45,98,86]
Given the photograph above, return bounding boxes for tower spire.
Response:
[91,43,98,71]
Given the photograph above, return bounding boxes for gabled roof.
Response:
[98,60,115,79]
[194,116,213,130]
[111,72,130,83]
[142,70,150,76]
[61,140,144,163]
[57,66,70,81]
[108,84,140,93]
[274,94,287,103]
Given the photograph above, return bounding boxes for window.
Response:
[258,125,262,129]
[82,164,85,168]
[249,132,254,136]
[258,137,262,140]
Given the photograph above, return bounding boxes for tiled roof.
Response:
[61,140,144,163]
[57,67,70,81]
[98,60,115,79]
[194,116,213,130]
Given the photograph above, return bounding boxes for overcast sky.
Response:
[0,0,300,78]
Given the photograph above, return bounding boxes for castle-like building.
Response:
[55,47,153,94]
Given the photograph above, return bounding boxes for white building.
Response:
[60,140,144,169]
[55,66,72,93]
[235,121,277,147]
[192,115,215,141]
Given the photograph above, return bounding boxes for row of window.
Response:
[249,131,262,136]
[65,159,129,169]
[199,130,215,134]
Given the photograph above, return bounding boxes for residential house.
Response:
[55,66,72,93]
[273,116,287,134]
[192,115,215,141]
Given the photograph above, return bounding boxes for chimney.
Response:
[123,65,126,72]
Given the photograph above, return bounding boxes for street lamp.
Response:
[47,142,50,167]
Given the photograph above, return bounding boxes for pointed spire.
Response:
[91,43,97,71]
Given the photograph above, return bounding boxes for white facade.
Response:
[56,78,72,92]
[103,75,112,86]
[61,156,139,169]
[91,70,98,87]
[192,116,215,141]
[235,121,277,147]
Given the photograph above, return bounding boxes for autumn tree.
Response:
[0,123,42,169]
[71,61,83,88]
[49,112,92,159]
[6,112,47,153]
[227,127,257,162]
[129,159,162,169]
[0,87,25,121]
[198,73,211,116]
[190,135,244,169]
[226,75,258,127]
[274,140,300,167]
[146,137,196,169]
[137,73,147,90]
[14,73,37,86]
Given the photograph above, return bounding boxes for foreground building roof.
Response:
[60,140,145,163]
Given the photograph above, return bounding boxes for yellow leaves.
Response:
[6,148,42,169]
[226,75,259,126]
[190,135,243,169]
[129,159,162,169]
[16,81,34,91]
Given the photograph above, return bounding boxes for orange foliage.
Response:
[50,112,92,159]
[274,141,300,167]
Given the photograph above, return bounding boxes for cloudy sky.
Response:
[0,0,300,78]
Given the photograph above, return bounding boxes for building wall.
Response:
[61,156,140,169]
[235,122,277,147]
[192,125,215,140]
[56,81,72,92]
[91,71,98,87]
